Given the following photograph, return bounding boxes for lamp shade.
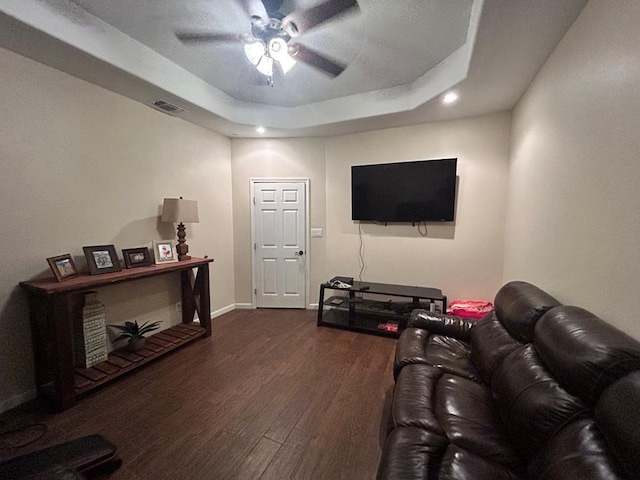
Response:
[162,198,199,223]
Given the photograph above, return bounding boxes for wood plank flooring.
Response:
[0,309,397,479]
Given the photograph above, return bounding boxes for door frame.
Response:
[250,178,310,309]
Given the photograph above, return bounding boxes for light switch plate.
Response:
[310,228,323,238]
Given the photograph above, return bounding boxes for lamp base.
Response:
[176,223,191,261]
[176,242,191,261]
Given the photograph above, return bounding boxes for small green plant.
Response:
[110,320,161,343]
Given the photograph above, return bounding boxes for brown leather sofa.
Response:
[377,281,640,480]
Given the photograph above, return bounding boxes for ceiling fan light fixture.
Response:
[268,38,286,59]
[269,38,296,74]
[282,20,299,38]
[244,41,266,66]
[176,0,361,80]
[256,55,274,77]
[278,53,297,74]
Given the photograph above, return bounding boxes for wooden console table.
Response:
[20,257,213,411]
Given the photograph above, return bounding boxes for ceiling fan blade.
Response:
[290,44,346,77]
[239,0,269,24]
[284,0,358,36]
[175,32,243,44]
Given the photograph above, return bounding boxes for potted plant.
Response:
[110,320,161,352]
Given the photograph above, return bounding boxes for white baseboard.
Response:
[211,304,236,318]
[209,303,254,318]
[234,303,254,310]
[0,389,37,414]
[230,303,317,310]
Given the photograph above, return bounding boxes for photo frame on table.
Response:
[122,247,152,269]
[83,245,122,275]
[153,240,178,264]
[46,254,79,282]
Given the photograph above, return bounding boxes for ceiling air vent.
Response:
[151,100,186,115]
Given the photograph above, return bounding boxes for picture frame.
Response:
[153,240,178,264]
[122,247,152,269]
[47,254,79,282]
[83,245,122,275]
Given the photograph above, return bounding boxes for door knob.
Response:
[294,250,304,256]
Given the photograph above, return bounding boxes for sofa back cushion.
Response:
[469,312,521,383]
[490,344,588,460]
[469,281,560,383]
[494,281,561,343]
[527,418,629,480]
[534,306,640,405]
[594,371,640,479]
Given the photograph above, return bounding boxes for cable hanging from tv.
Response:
[358,222,366,281]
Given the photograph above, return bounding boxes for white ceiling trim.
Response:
[0,0,241,114]
[0,0,483,130]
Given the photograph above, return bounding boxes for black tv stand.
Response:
[317,280,447,338]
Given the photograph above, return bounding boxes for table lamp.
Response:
[162,197,199,261]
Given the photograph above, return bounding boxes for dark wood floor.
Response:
[0,309,397,479]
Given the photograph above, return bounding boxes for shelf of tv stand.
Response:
[20,257,213,412]
[325,296,433,316]
[317,281,447,339]
[320,307,404,339]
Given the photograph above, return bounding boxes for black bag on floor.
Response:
[0,434,119,479]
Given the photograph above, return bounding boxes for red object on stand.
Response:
[447,300,494,319]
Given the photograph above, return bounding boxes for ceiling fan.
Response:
[175,0,359,85]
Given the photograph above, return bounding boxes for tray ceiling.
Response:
[0,0,587,137]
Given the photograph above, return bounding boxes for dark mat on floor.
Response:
[0,434,119,479]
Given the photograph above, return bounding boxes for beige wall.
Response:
[0,47,235,411]
[325,114,511,301]
[232,113,511,305]
[505,0,640,338]
[231,138,327,306]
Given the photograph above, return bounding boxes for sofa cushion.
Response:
[491,345,588,460]
[594,371,640,479]
[424,335,480,382]
[534,306,640,405]
[394,327,429,379]
[394,328,480,382]
[528,418,628,480]
[394,366,521,469]
[439,445,523,480]
[393,364,445,435]
[376,427,448,480]
[434,374,522,471]
[470,312,522,382]
[494,281,561,343]
[409,310,478,342]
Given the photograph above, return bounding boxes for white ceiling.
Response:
[0,0,587,138]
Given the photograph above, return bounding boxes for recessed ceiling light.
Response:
[443,92,459,104]
[256,126,266,134]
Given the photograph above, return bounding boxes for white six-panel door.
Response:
[252,180,307,308]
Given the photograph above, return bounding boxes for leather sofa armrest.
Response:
[408,309,478,342]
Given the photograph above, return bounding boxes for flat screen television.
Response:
[351,158,457,222]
